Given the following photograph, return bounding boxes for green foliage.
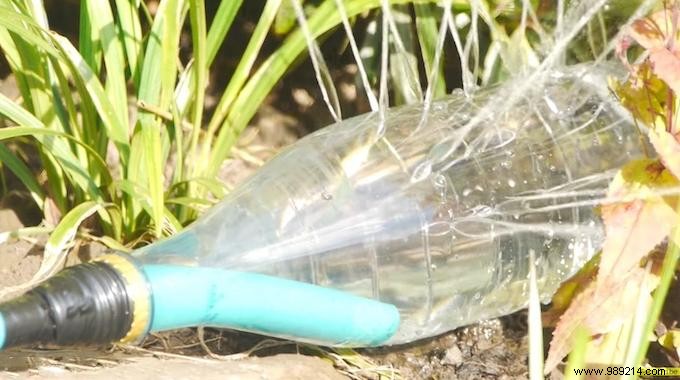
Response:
[0,0,431,247]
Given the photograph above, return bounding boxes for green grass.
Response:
[0,0,430,246]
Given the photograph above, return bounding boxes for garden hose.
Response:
[0,253,400,350]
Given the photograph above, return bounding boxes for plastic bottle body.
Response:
[134,66,646,345]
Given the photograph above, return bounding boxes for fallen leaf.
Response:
[584,270,658,369]
[598,159,679,281]
[545,268,657,372]
[546,159,679,372]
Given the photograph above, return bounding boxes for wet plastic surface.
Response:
[134,65,646,345]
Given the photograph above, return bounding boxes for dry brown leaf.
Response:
[598,159,679,281]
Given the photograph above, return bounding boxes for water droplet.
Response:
[462,188,472,196]
[451,88,465,97]
[507,179,516,188]
[433,173,447,188]
[411,161,432,183]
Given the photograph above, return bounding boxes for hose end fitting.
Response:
[0,253,151,350]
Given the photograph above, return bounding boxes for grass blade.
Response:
[203,0,282,170]
[132,0,185,237]
[386,4,423,105]
[0,126,111,179]
[563,327,589,380]
[78,0,102,74]
[205,0,243,65]
[186,0,207,178]
[0,5,59,56]
[528,249,544,379]
[114,0,143,83]
[50,33,130,164]
[82,0,130,144]
[0,143,45,209]
[414,3,446,98]
[634,224,680,364]
[175,0,243,115]
[0,94,105,201]
[0,226,53,245]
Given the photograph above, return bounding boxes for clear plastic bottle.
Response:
[134,65,645,345]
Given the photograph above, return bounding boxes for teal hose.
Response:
[143,265,400,346]
[0,312,5,349]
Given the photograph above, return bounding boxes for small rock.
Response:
[442,345,463,367]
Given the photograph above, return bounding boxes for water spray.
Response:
[0,64,649,350]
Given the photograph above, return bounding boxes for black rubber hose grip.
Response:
[0,261,133,348]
